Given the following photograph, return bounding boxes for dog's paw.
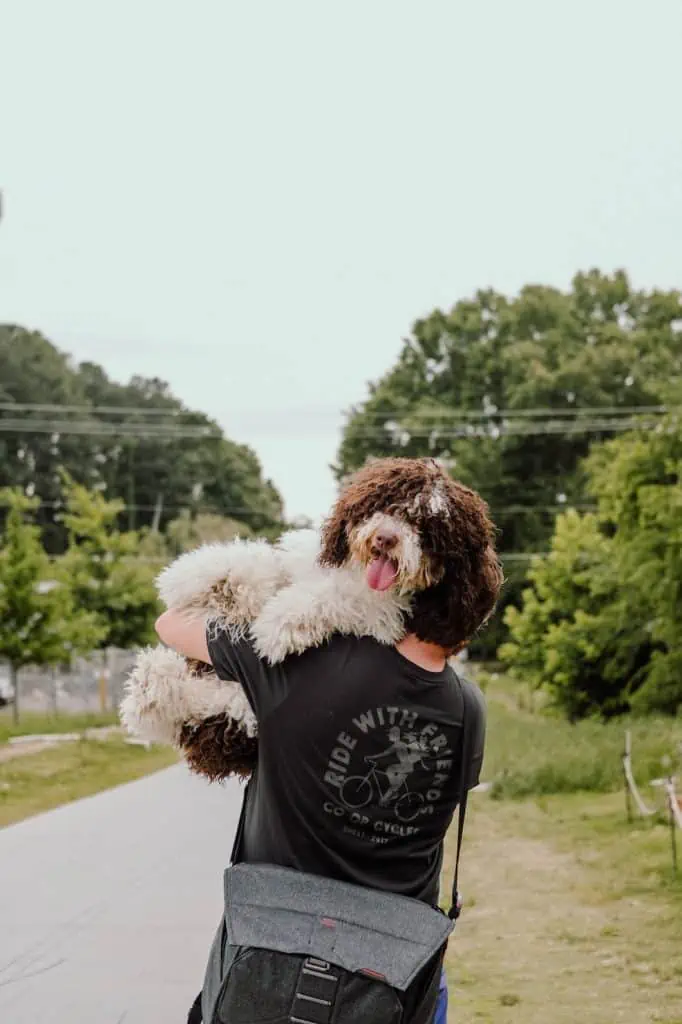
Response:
[252,580,338,663]
[120,646,191,746]
[258,621,316,664]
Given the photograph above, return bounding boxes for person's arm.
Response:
[155,610,211,663]
[208,626,289,722]
[156,610,289,722]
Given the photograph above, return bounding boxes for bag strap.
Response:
[447,674,472,921]
[230,776,252,865]
[448,790,468,920]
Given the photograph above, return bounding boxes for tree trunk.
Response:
[98,648,109,713]
[10,663,19,724]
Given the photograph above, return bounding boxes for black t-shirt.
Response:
[208,632,486,907]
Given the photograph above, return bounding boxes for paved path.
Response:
[0,766,243,1023]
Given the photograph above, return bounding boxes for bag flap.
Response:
[224,863,453,991]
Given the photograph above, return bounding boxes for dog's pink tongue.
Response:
[366,556,398,592]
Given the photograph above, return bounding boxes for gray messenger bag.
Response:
[195,683,473,1024]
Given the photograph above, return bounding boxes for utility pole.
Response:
[151,492,164,532]
[127,441,135,530]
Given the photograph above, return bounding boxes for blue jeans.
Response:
[433,969,448,1023]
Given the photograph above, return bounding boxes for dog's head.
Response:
[319,457,503,651]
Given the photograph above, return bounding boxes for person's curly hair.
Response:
[319,457,503,651]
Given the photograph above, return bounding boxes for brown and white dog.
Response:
[120,457,502,781]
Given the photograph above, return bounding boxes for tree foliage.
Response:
[501,418,682,718]
[338,270,681,545]
[163,511,253,557]
[336,269,682,654]
[0,325,285,552]
[0,490,102,720]
[57,475,160,652]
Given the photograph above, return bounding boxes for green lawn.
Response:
[0,735,178,828]
[442,669,682,1023]
[477,669,682,799]
[0,708,120,744]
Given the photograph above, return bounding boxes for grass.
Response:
[442,670,682,1022]
[476,669,682,800]
[0,736,178,828]
[442,792,682,1024]
[0,709,120,744]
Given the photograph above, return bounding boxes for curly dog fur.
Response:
[320,457,502,650]
[121,457,502,782]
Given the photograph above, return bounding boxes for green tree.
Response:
[501,416,682,718]
[0,326,96,552]
[0,325,285,550]
[58,475,160,658]
[0,490,102,721]
[338,271,681,545]
[500,510,646,719]
[336,270,682,656]
[583,421,682,713]
[164,510,253,557]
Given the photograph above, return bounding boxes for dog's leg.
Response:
[120,646,257,751]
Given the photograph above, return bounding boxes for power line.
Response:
[0,415,672,441]
[491,504,597,514]
[108,553,552,565]
[350,418,670,440]
[0,402,194,417]
[500,553,549,561]
[0,498,262,515]
[0,497,594,516]
[1,400,676,421]
[344,404,674,422]
[0,419,220,439]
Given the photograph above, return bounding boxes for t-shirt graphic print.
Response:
[323,706,458,842]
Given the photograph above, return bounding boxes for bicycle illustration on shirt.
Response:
[340,727,435,823]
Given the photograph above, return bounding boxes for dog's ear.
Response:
[180,715,257,782]
[407,543,503,649]
[476,544,504,624]
[318,509,350,566]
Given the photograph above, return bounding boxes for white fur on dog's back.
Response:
[157,537,283,614]
[156,530,321,617]
[275,528,320,571]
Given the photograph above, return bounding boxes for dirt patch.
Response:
[0,740,51,763]
[443,796,682,1024]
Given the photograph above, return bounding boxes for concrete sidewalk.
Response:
[0,765,244,1023]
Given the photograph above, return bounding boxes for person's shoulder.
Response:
[319,634,385,655]
[208,622,257,660]
[284,632,374,670]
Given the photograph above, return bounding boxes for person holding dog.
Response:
[156,457,502,1024]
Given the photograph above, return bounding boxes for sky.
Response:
[1,1,681,523]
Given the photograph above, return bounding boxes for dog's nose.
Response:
[372,529,399,554]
